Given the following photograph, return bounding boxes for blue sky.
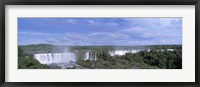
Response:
[18,18,182,46]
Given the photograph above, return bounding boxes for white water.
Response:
[109,49,142,56]
[34,53,76,64]
[84,52,97,61]
[108,49,175,56]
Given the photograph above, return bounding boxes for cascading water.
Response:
[34,53,76,64]
[108,49,142,56]
[84,52,97,61]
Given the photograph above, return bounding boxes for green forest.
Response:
[18,44,182,69]
[77,48,182,69]
[18,47,49,69]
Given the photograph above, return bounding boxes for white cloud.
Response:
[105,22,119,26]
[121,26,148,33]
[88,32,129,39]
[18,18,182,46]
[142,32,181,38]
[87,20,118,26]
[44,18,78,24]
[65,33,83,40]
[54,37,75,45]
[124,18,182,30]
[18,32,62,36]
[65,19,77,24]
[87,20,96,25]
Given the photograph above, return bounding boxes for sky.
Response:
[18,18,182,46]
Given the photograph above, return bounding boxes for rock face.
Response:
[34,53,76,64]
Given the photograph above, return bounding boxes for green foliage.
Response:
[18,56,48,69]
[19,44,65,54]
[141,50,182,69]
[77,45,182,69]
[18,47,24,57]
[19,44,182,69]
[18,48,48,69]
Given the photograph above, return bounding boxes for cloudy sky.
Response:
[18,18,182,46]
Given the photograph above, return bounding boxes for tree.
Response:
[18,47,48,69]
[18,47,24,57]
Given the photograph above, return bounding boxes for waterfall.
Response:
[84,52,90,60]
[34,53,76,64]
[84,51,97,61]
[108,50,129,56]
[109,49,141,56]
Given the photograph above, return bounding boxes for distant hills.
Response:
[18,44,182,54]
